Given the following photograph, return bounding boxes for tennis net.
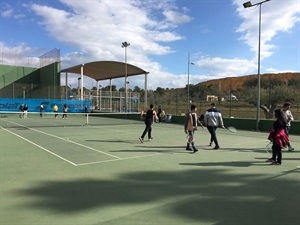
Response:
[0,111,142,128]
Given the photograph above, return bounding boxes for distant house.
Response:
[222,94,238,101]
[206,95,218,102]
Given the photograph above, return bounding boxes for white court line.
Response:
[1,119,172,167]
[1,126,77,166]
[2,119,121,160]
[76,153,162,166]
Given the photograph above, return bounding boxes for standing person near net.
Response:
[53,104,58,118]
[19,104,24,118]
[157,105,162,123]
[204,102,225,149]
[39,103,44,117]
[267,109,289,165]
[282,102,294,151]
[139,103,158,143]
[62,104,68,119]
[184,104,198,153]
[23,104,28,118]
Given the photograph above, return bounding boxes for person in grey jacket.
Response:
[204,102,225,149]
[282,102,294,151]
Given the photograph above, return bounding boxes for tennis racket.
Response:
[265,141,272,154]
[186,134,194,144]
[226,126,237,133]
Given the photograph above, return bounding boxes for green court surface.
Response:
[0,115,299,225]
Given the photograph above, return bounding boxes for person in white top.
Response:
[282,102,294,151]
[204,103,225,149]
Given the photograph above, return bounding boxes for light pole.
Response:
[122,41,130,112]
[243,0,271,131]
[187,53,195,111]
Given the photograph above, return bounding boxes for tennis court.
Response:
[1,113,299,225]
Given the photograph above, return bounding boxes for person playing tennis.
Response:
[53,104,58,118]
[282,102,294,151]
[62,104,68,119]
[184,104,198,153]
[204,102,225,149]
[267,109,289,165]
[139,104,158,143]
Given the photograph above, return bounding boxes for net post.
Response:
[86,113,89,125]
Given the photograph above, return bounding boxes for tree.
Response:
[133,86,142,92]
[243,78,296,118]
[155,87,165,96]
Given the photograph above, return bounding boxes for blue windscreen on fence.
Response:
[0,98,91,113]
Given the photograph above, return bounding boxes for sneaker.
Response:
[265,158,275,162]
[139,137,144,143]
[148,137,153,142]
[192,147,198,153]
[209,142,212,146]
[186,146,192,151]
[288,146,294,151]
[270,161,281,165]
[213,145,220,150]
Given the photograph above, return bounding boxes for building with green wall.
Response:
[0,62,60,99]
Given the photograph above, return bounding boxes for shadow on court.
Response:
[13,167,300,225]
[2,118,300,225]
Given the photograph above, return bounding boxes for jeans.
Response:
[207,126,218,146]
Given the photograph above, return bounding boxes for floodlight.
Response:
[243,1,252,8]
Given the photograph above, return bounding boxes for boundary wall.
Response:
[90,113,300,135]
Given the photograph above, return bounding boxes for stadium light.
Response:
[187,53,195,110]
[243,0,271,131]
[122,41,130,112]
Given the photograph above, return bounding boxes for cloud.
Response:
[0,42,41,67]
[195,56,257,78]
[1,8,13,17]
[1,0,299,91]
[28,0,194,89]
[0,3,25,19]
[234,0,300,60]
[163,10,193,25]
[29,0,187,55]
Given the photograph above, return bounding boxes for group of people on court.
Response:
[139,102,225,152]
[53,104,68,119]
[139,102,295,164]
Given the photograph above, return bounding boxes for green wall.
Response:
[91,113,300,135]
[0,62,60,99]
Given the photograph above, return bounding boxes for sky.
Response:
[0,0,299,90]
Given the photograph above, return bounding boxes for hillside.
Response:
[198,72,300,92]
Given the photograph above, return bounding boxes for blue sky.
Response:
[0,0,299,90]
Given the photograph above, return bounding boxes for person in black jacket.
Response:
[139,104,158,143]
[157,105,162,123]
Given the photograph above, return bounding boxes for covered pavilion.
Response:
[60,61,149,111]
